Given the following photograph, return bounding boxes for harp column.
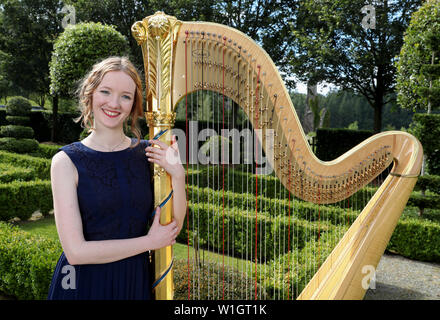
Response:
[132,12,182,300]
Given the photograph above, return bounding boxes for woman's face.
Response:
[91,70,136,131]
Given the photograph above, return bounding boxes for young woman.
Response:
[47,56,186,300]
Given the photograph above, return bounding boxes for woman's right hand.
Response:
[145,207,179,250]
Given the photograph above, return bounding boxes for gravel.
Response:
[364,252,440,300]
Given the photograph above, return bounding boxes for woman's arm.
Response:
[51,151,178,265]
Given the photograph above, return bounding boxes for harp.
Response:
[131,12,423,300]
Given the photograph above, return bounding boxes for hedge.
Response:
[0,163,35,183]
[0,221,267,300]
[181,201,329,262]
[0,221,61,299]
[186,185,359,225]
[173,258,268,300]
[0,137,39,154]
[388,217,440,262]
[0,150,51,180]
[0,180,53,221]
[262,225,348,299]
[410,113,440,175]
[414,174,440,195]
[315,128,374,161]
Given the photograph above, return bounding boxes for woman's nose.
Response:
[106,94,120,108]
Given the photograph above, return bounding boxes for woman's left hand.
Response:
[145,135,185,179]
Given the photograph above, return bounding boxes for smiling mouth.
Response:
[102,109,121,118]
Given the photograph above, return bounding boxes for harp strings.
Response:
[180,29,389,300]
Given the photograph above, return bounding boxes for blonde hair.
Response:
[75,56,143,147]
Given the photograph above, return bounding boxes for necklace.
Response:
[89,135,128,152]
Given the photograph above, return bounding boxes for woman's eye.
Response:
[122,95,132,100]
[100,90,109,94]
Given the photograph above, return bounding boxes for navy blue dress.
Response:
[47,139,154,300]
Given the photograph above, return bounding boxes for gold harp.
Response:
[131,12,423,300]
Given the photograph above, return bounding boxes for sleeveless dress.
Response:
[47,139,154,300]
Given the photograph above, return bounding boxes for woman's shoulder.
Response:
[51,142,82,169]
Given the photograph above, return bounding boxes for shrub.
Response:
[186,184,359,224]
[173,258,268,300]
[49,22,129,97]
[181,201,327,262]
[315,128,374,161]
[0,180,53,221]
[5,96,32,116]
[0,151,51,180]
[0,137,39,154]
[409,114,440,175]
[0,163,34,183]
[0,125,34,139]
[414,174,440,195]
[388,216,440,262]
[0,222,61,299]
[5,116,29,126]
[0,96,38,153]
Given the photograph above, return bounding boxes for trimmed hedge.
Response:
[262,225,348,299]
[0,137,39,154]
[0,150,51,180]
[414,174,440,195]
[410,113,440,175]
[186,185,359,225]
[0,221,61,299]
[388,217,440,262]
[173,258,268,300]
[0,125,34,138]
[0,180,53,221]
[315,128,374,161]
[0,163,34,183]
[29,143,63,159]
[0,221,267,300]
[181,201,329,262]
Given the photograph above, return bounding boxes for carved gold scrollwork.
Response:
[145,111,176,127]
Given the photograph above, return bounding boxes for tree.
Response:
[214,0,297,85]
[396,0,440,113]
[49,22,129,140]
[0,0,64,104]
[289,0,421,133]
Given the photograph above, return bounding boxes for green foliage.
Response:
[5,116,30,126]
[415,174,440,195]
[49,22,129,97]
[0,0,63,99]
[407,193,440,210]
[0,222,61,300]
[5,96,32,116]
[0,180,53,221]
[186,184,359,224]
[289,0,421,132]
[0,125,34,139]
[0,163,34,183]
[173,258,268,300]
[396,0,440,111]
[0,138,39,154]
[315,128,374,161]
[0,151,51,180]
[409,113,440,174]
[388,217,440,262]
[181,201,324,262]
[0,96,38,153]
[31,143,62,159]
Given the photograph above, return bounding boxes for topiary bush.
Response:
[0,96,38,153]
